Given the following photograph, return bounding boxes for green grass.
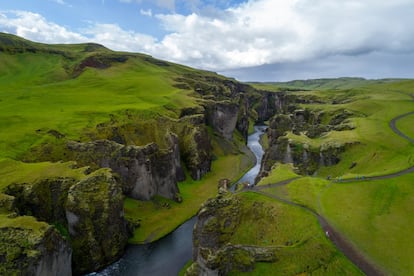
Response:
[0,158,86,191]
[125,152,253,243]
[320,173,414,275]
[0,55,196,159]
[0,214,50,235]
[396,113,414,139]
[228,192,362,275]
[254,79,414,275]
[286,82,414,179]
[256,163,298,186]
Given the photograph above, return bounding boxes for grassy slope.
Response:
[321,174,414,275]
[255,79,414,274]
[229,192,362,275]
[0,34,253,244]
[396,113,414,139]
[0,52,198,159]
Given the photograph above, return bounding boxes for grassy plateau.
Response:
[250,78,414,275]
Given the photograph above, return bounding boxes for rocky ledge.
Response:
[186,181,278,275]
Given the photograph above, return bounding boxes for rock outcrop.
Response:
[178,117,212,180]
[5,177,76,226]
[3,169,130,275]
[67,135,182,201]
[187,186,277,275]
[0,217,72,276]
[258,107,358,177]
[204,101,239,140]
[65,169,128,275]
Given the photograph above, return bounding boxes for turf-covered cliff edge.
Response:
[0,32,286,274]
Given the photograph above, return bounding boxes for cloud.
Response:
[0,11,86,43]
[140,9,152,17]
[119,0,175,11]
[50,0,70,6]
[151,0,414,70]
[1,0,414,81]
[82,23,157,52]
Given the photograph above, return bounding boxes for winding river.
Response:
[91,126,266,276]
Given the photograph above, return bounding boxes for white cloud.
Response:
[0,11,86,43]
[151,0,414,70]
[140,8,152,17]
[82,23,157,52]
[1,0,414,77]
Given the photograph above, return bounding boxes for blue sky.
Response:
[1,0,414,81]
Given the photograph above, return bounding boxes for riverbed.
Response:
[91,126,266,276]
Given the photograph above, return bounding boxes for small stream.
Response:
[91,125,266,276]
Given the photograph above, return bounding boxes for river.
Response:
[91,125,266,276]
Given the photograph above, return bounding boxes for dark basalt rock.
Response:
[0,224,72,276]
[5,178,76,226]
[204,101,239,140]
[67,134,183,201]
[65,169,128,275]
[188,189,278,275]
[179,123,212,180]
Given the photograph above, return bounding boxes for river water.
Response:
[91,125,266,276]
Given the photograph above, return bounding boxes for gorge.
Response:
[1,33,414,275]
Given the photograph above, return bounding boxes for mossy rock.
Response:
[65,169,128,274]
[0,215,72,275]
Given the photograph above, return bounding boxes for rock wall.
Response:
[252,91,293,122]
[187,188,276,275]
[178,116,212,180]
[65,169,128,275]
[258,107,357,177]
[0,223,72,276]
[204,101,239,140]
[4,169,130,275]
[5,177,76,226]
[67,135,182,201]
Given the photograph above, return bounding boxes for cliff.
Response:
[3,169,129,275]
[66,169,128,274]
[258,107,358,177]
[186,183,277,275]
[0,216,72,276]
[67,138,182,201]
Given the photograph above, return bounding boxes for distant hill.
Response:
[249,77,408,91]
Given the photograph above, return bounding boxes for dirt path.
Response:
[248,101,414,275]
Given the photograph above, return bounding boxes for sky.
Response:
[0,0,414,81]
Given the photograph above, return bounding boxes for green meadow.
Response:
[229,192,362,275]
[321,174,414,275]
[251,78,414,274]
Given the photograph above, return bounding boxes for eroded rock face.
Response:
[67,135,182,201]
[0,224,72,276]
[5,177,76,226]
[179,121,212,180]
[189,189,276,275]
[253,92,293,122]
[65,169,128,275]
[204,101,239,140]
